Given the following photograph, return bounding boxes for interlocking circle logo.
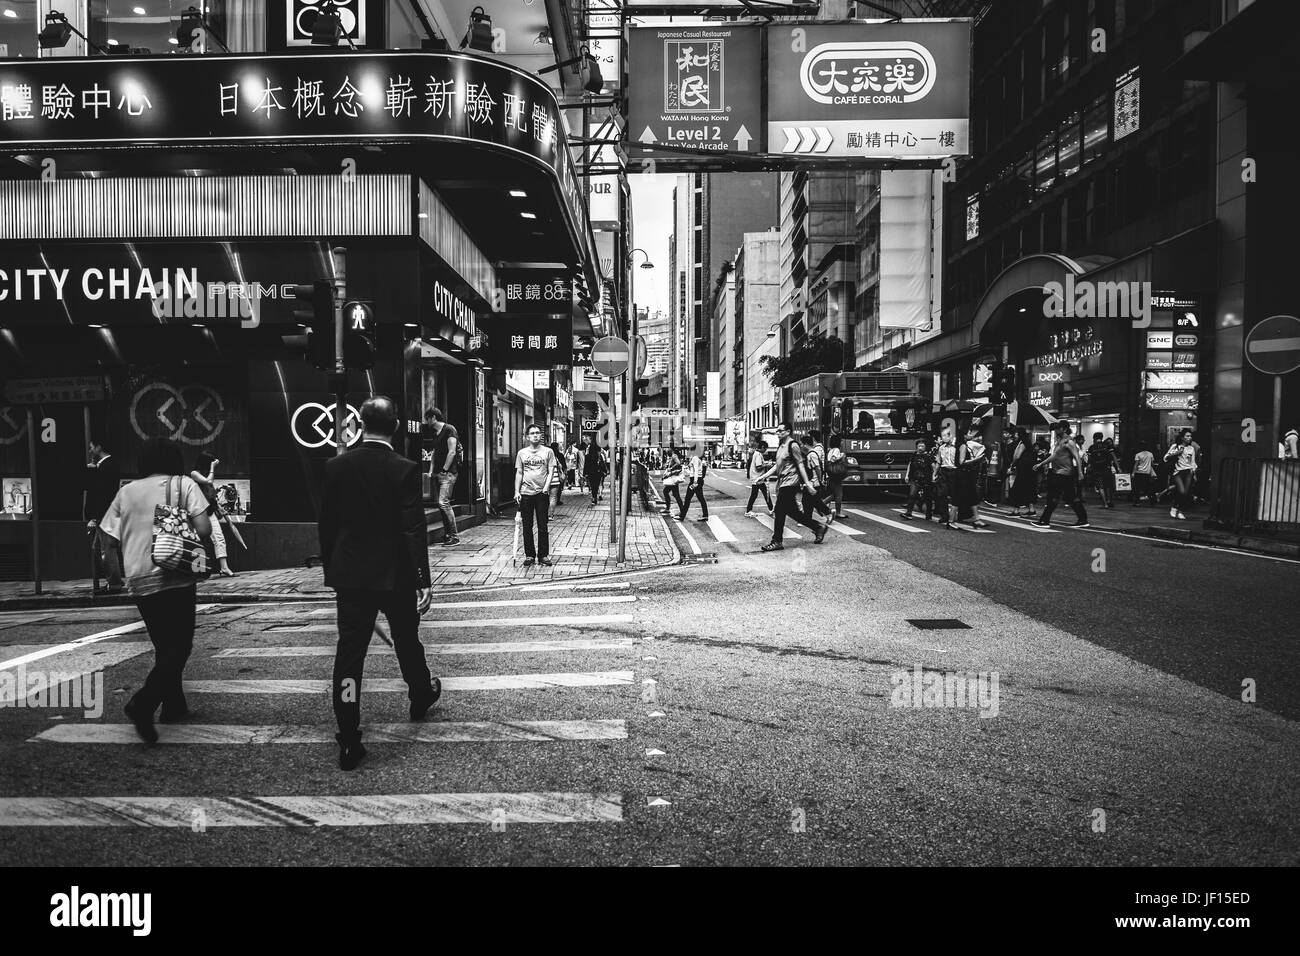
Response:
[130,383,227,447]
[291,402,362,449]
[0,407,29,446]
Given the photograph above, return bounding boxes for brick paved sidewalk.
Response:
[0,502,678,607]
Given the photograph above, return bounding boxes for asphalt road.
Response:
[0,474,1295,866]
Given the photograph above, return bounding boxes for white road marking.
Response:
[266,614,636,631]
[308,594,636,613]
[851,509,932,533]
[0,621,147,672]
[0,644,153,705]
[974,511,1060,533]
[32,719,628,745]
[212,638,640,658]
[0,792,623,827]
[183,671,635,694]
[823,518,864,537]
[705,516,737,543]
[517,582,631,592]
[676,521,703,554]
[1063,525,1300,564]
[752,514,801,539]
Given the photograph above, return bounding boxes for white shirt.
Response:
[687,455,704,480]
[362,437,393,450]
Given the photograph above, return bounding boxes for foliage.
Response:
[759,333,850,388]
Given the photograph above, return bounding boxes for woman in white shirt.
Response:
[1163,429,1198,519]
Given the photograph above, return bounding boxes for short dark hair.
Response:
[777,421,792,431]
[526,423,543,434]
[89,436,108,450]
[361,395,400,437]
[425,407,443,422]
[140,438,184,477]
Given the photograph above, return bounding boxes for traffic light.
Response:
[291,280,335,370]
[993,363,1018,404]
[342,300,376,370]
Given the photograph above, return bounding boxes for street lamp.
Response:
[630,248,655,271]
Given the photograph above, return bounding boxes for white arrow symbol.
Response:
[783,128,801,152]
[734,124,752,151]
[645,748,665,756]
[647,797,671,807]
[639,126,657,144]
[798,127,817,154]
[814,127,833,152]
[192,396,214,431]
[312,410,333,441]
[156,396,180,431]
[647,711,665,718]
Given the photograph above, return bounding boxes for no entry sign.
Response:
[1245,314,1300,376]
[591,336,630,376]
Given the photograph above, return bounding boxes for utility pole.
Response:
[617,306,638,564]
[331,246,347,456]
[608,370,618,545]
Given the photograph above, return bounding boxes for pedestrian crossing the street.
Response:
[0,586,660,834]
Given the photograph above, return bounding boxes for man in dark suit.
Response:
[84,437,123,592]
[319,396,439,771]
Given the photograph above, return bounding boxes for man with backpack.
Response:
[823,434,852,518]
[426,407,461,547]
[680,448,710,522]
[754,422,827,552]
[801,431,833,525]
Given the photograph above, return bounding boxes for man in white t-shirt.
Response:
[515,423,558,567]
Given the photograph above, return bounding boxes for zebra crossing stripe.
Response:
[264,614,636,632]
[849,509,932,533]
[974,511,1060,533]
[676,521,702,555]
[307,595,636,614]
[31,719,628,745]
[822,518,864,537]
[518,582,631,592]
[0,792,624,827]
[182,672,635,694]
[751,514,801,539]
[0,643,153,704]
[212,638,640,658]
[705,516,737,543]
[0,621,147,672]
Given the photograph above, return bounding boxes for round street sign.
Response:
[591,335,630,376]
[1245,314,1300,376]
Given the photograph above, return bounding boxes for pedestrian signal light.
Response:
[342,300,376,370]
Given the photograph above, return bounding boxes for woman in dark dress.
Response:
[1007,427,1039,517]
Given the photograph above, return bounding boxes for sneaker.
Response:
[744,511,757,517]
[900,512,914,520]
[1074,522,1091,528]
[442,535,459,547]
[1175,511,1186,520]
[522,558,535,567]
[972,520,989,529]
[694,517,709,523]
[760,542,784,552]
[813,528,827,544]
[539,557,553,566]
[1170,507,1178,518]
[1034,520,1050,527]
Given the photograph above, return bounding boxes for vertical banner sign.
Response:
[1113,67,1140,141]
[628,25,763,165]
[766,20,972,159]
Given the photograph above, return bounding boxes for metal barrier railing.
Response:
[1209,458,1300,533]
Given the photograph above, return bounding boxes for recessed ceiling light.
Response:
[404,323,419,328]
[89,324,105,329]
[168,37,178,45]
[520,211,536,219]
[133,5,146,14]
[417,212,428,218]
[106,38,119,45]
[509,190,527,198]
[2,10,17,19]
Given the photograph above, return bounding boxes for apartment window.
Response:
[89,1,229,53]
[1034,131,1057,195]
[0,0,38,57]
[1082,95,1109,164]
[1058,113,1082,178]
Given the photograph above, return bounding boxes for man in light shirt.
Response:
[679,448,710,522]
[515,423,558,567]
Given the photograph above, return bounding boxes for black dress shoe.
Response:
[158,704,190,724]
[410,677,442,721]
[123,699,158,744]
[336,735,366,771]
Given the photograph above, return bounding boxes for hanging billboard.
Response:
[766,20,972,159]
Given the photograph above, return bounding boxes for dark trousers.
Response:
[333,588,433,743]
[772,485,822,543]
[662,482,684,512]
[826,478,845,515]
[904,479,932,517]
[1173,470,1194,512]
[746,481,773,511]
[681,479,709,518]
[520,492,550,558]
[934,468,957,519]
[94,528,123,588]
[956,467,979,521]
[130,584,197,717]
[801,485,831,522]
[1041,474,1088,524]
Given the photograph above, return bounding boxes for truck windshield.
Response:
[832,398,918,436]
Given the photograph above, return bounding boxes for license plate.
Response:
[877,473,903,480]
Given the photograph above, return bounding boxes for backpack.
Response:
[826,448,849,478]
[806,448,825,487]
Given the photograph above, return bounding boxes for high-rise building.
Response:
[713,268,737,418]
[778,169,858,357]
[735,231,783,434]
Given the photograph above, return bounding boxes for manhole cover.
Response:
[906,619,971,629]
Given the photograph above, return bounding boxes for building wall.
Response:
[738,232,782,433]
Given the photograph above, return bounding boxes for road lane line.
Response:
[705,516,737,543]
[183,671,635,694]
[823,518,864,537]
[851,509,932,533]
[752,514,801,539]
[213,638,640,658]
[517,582,632,592]
[266,614,636,631]
[974,511,1060,533]
[0,792,624,827]
[676,521,703,554]
[0,643,154,705]
[0,621,148,672]
[307,594,636,614]
[31,719,628,745]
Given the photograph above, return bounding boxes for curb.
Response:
[1137,526,1300,559]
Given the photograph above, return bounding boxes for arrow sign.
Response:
[734,124,752,151]
[798,127,816,154]
[814,127,833,152]
[639,126,657,144]
[783,128,800,153]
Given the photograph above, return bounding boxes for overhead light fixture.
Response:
[311,0,354,48]
[3,10,17,19]
[581,47,605,95]
[509,189,527,198]
[133,5,147,14]
[461,6,493,53]
[520,211,537,219]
